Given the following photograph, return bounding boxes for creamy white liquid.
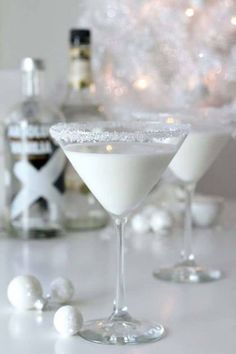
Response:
[64,142,175,216]
[169,129,229,183]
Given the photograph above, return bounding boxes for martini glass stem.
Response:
[182,183,196,262]
[111,216,129,320]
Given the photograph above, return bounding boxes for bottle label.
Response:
[69,46,92,89]
[6,124,66,220]
[69,60,92,89]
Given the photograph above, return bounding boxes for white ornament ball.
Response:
[7,275,43,310]
[53,305,83,336]
[50,277,74,304]
[131,214,150,234]
[150,209,173,233]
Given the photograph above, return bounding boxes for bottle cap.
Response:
[21,58,45,72]
[70,29,90,46]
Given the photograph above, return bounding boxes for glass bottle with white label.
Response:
[4,58,65,238]
[61,29,108,230]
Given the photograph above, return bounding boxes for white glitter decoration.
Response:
[50,277,74,304]
[75,0,236,115]
[53,305,83,336]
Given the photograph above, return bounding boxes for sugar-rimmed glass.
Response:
[154,113,231,283]
[50,119,189,345]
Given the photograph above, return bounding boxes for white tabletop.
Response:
[0,201,236,354]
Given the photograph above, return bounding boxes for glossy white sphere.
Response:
[150,209,173,233]
[7,275,43,310]
[50,277,74,304]
[131,214,150,234]
[53,305,83,336]
[191,195,223,228]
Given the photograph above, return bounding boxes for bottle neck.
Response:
[22,70,44,98]
[68,44,93,91]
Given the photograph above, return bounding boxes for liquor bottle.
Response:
[61,29,108,230]
[4,58,65,238]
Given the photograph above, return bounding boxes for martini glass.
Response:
[50,119,189,345]
[154,116,230,283]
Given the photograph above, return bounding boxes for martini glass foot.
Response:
[154,259,222,283]
[79,312,165,345]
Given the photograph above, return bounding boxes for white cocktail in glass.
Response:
[154,117,230,283]
[50,119,189,345]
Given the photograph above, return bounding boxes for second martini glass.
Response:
[154,116,230,283]
[50,119,189,345]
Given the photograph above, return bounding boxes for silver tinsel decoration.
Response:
[76,0,236,114]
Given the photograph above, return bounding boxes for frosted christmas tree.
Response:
[76,0,236,114]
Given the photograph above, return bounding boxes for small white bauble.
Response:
[131,214,150,234]
[50,277,74,304]
[7,275,43,310]
[191,195,223,228]
[54,305,83,336]
[150,209,173,233]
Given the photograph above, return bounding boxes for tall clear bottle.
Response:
[61,29,108,230]
[4,58,65,238]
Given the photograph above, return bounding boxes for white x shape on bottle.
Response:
[11,149,65,219]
